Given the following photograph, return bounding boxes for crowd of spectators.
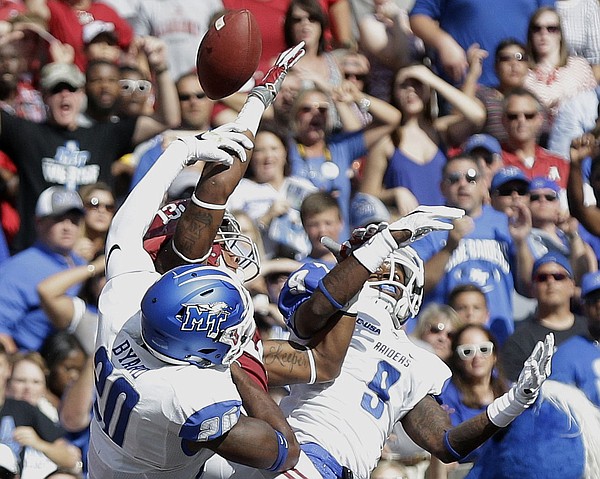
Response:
[0,0,598,477]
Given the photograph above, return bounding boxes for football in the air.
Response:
[196,9,262,100]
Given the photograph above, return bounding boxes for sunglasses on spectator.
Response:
[119,79,152,95]
[291,14,319,24]
[344,72,368,82]
[505,111,538,121]
[85,197,116,213]
[178,92,207,101]
[49,83,79,95]
[444,168,479,185]
[299,102,329,114]
[530,193,557,202]
[534,272,570,283]
[532,24,560,34]
[497,52,527,62]
[496,185,529,196]
[457,341,494,360]
[427,323,452,336]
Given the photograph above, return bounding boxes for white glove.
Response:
[249,42,306,107]
[178,123,254,166]
[387,205,465,246]
[321,222,388,262]
[352,206,464,273]
[487,333,555,427]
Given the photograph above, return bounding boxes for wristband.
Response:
[443,430,463,461]
[171,241,212,264]
[486,388,528,428]
[305,347,317,385]
[267,430,289,471]
[317,279,344,310]
[352,228,397,273]
[191,192,227,210]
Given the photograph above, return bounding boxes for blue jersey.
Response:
[412,206,516,345]
[550,335,600,407]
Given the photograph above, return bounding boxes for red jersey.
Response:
[501,145,569,190]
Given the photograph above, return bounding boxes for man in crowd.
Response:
[501,252,587,381]
[412,154,533,345]
[0,186,86,352]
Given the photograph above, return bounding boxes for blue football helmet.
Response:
[141,265,255,368]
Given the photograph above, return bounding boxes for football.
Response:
[196,9,262,100]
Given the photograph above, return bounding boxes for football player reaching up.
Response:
[262,209,556,479]
[89,44,306,479]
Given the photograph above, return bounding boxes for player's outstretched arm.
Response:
[402,334,554,462]
[294,206,465,338]
[156,44,306,272]
[106,127,246,279]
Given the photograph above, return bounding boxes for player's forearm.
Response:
[106,140,188,277]
[230,363,300,470]
[441,414,500,463]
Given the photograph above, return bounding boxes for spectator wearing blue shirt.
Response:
[412,155,534,346]
[0,187,86,353]
[409,0,554,87]
[550,271,600,407]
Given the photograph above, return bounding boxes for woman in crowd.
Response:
[361,64,485,215]
[74,182,115,262]
[524,6,598,155]
[287,85,397,239]
[228,123,316,260]
[411,303,464,363]
[429,324,509,478]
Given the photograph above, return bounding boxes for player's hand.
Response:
[514,333,554,406]
[250,42,306,107]
[388,205,465,246]
[178,123,254,166]
[321,222,388,262]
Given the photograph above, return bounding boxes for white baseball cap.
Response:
[35,186,85,218]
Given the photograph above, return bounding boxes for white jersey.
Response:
[89,272,243,479]
[89,139,245,479]
[280,297,450,479]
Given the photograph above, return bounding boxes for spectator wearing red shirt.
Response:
[501,87,569,191]
[24,0,133,71]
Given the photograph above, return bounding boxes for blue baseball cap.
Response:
[529,176,560,194]
[581,271,600,299]
[350,193,390,229]
[463,134,502,156]
[491,167,530,192]
[532,252,573,280]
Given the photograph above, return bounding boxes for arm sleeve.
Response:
[105,140,189,281]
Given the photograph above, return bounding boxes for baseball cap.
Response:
[35,186,85,218]
[463,134,502,156]
[350,193,390,229]
[491,167,530,192]
[532,252,573,279]
[581,271,600,299]
[0,444,19,476]
[40,62,85,92]
[83,20,118,45]
[529,176,560,194]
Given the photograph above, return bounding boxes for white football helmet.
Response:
[361,246,424,328]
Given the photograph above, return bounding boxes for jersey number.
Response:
[361,360,401,419]
[94,347,140,447]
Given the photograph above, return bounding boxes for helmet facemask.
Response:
[365,247,424,329]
